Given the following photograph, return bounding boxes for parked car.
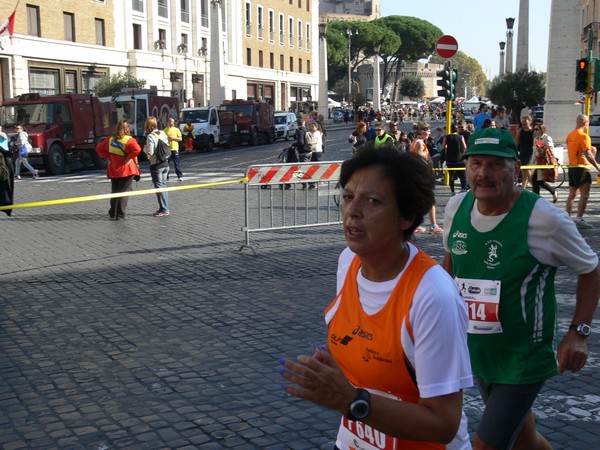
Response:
[589,113,600,147]
[274,111,297,141]
[462,109,474,123]
[330,110,344,123]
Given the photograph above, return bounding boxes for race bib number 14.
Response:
[455,278,502,334]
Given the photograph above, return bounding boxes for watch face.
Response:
[579,324,592,336]
[350,399,370,419]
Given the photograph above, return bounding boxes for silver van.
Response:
[274,112,297,141]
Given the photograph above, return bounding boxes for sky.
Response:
[380,0,551,80]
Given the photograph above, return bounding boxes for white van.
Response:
[274,112,297,141]
[589,113,600,147]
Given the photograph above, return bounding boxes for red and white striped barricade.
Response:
[240,161,343,254]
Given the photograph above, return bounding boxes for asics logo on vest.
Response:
[331,333,353,345]
[352,325,374,341]
[453,230,468,239]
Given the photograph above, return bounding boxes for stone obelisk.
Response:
[516,0,530,71]
[544,0,583,148]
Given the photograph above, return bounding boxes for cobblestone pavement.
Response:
[1,153,600,449]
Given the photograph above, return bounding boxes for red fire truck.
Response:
[0,90,179,175]
[219,99,275,146]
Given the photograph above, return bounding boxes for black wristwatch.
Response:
[570,323,592,337]
[346,388,371,421]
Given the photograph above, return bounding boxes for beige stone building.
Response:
[0,0,319,111]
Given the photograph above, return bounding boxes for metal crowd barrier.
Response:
[239,161,344,255]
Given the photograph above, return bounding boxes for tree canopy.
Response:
[399,76,425,100]
[487,69,546,123]
[95,71,146,97]
[430,51,487,98]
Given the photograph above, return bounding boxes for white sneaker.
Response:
[178,177,185,182]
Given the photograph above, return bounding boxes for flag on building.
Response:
[0,10,16,38]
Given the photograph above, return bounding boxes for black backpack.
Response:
[153,132,171,164]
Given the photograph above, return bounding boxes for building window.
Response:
[158,28,167,48]
[181,0,190,23]
[306,0,310,12]
[158,0,168,18]
[280,54,284,70]
[298,0,301,8]
[132,0,144,12]
[279,14,284,45]
[29,68,59,95]
[200,0,208,27]
[270,52,274,69]
[306,23,310,50]
[247,48,252,66]
[95,18,105,46]
[299,58,302,73]
[289,56,294,72]
[307,59,310,74]
[297,21,302,49]
[257,6,263,39]
[268,10,274,42]
[65,70,78,94]
[245,3,252,36]
[133,23,142,49]
[288,17,293,46]
[82,71,103,94]
[27,5,41,37]
[259,50,264,68]
[63,12,75,42]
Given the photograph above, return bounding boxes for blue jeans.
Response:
[170,151,183,178]
[150,165,169,212]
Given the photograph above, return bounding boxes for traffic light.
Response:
[576,58,590,92]
[437,66,457,100]
[594,58,600,92]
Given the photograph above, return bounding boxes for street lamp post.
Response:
[198,47,208,106]
[505,17,515,74]
[372,44,381,114]
[318,22,329,120]
[499,41,506,76]
[346,29,356,106]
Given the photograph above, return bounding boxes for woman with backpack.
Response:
[530,122,559,203]
[143,116,171,217]
[95,119,141,220]
[13,125,39,180]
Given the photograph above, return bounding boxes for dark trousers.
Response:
[447,162,467,192]
[532,171,556,196]
[170,151,183,178]
[109,175,134,218]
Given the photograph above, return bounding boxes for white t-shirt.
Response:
[443,192,599,275]
[330,243,473,450]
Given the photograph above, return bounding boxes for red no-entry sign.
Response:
[435,35,459,59]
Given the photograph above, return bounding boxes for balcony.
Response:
[583,22,600,41]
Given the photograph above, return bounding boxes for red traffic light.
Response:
[579,59,588,70]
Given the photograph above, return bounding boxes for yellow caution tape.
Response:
[0,177,248,211]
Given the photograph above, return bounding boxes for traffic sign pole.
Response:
[435,36,459,135]
[586,50,592,120]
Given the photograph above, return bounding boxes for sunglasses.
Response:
[534,128,540,131]
[375,128,383,132]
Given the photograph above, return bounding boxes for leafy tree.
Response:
[487,69,546,123]
[325,20,400,97]
[399,75,425,100]
[95,71,146,97]
[430,51,487,98]
[374,16,443,102]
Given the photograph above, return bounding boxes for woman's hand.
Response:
[279,349,356,415]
